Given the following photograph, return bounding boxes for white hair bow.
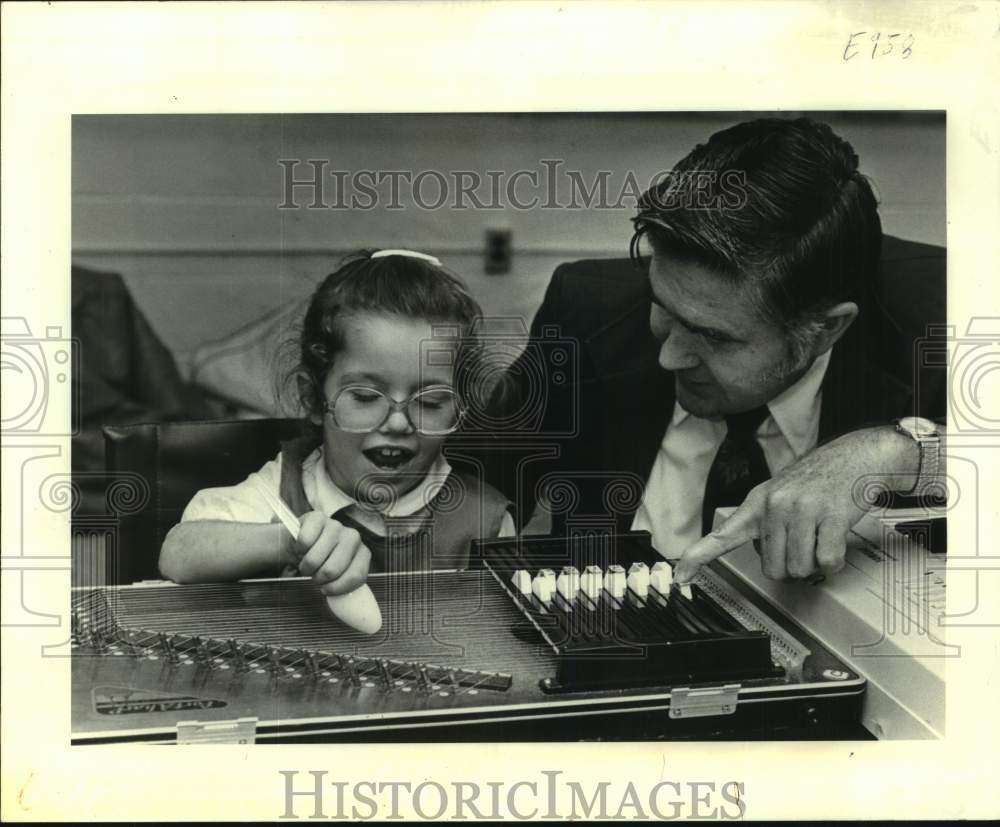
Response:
[370,249,442,266]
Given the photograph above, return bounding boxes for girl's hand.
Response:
[290,511,372,596]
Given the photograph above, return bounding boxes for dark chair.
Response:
[71,265,223,517]
[96,418,304,584]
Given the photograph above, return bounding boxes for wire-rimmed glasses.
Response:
[325,386,463,435]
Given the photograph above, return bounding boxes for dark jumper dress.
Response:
[278,436,511,572]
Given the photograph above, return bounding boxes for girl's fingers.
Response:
[293,511,328,560]
[313,526,364,585]
[320,544,372,596]
[298,518,345,577]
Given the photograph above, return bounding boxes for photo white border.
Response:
[2,1,998,821]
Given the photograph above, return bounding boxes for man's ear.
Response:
[811,301,858,354]
[297,375,324,426]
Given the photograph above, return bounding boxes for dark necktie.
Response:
[701,405,771,535]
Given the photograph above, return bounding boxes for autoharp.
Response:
[71,531,866,744]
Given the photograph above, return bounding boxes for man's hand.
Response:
[288,511,372,596]
[673,425,919,584]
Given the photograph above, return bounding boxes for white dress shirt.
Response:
[631,349,831,558]
[182,448,516,538]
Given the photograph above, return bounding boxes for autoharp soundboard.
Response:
[71,532,866,744]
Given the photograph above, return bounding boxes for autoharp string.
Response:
[74,575,531,693]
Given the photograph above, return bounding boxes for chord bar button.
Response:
[581,566,603,606]
[511,570,532,596]
[532,569,556,605]
[556,566,581,603]
[604,565,626,600]
[627,562,650,599]
[650,561,674,595]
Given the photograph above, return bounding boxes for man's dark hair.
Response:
[630,117,883,330]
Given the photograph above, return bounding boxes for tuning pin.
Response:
[157,633,179,663]
[342,657,361,687]
[532,569,556,605]
[91,630,110,654]
[650,560,674,595]
[581,565,603,603]
[627,562,650,598]
[556,566,581,603]
[299,651,321,679]
[124,639,145,658]
[512,569,533,596]
[227,640,249,672]
[603,564,627,600]
[192,637,214,666]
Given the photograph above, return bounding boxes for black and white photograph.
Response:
[66,110,948,746]
[3,2,998,822]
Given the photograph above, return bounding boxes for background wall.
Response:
[72,112,945,373]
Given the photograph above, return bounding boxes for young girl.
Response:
[159,249,514,597]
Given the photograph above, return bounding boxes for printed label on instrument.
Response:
[92,686,227,716]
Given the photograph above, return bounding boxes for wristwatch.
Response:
[893,416,941,494]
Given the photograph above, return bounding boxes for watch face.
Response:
[901,416,938,438]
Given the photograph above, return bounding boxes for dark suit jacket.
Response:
[477,235,946,542]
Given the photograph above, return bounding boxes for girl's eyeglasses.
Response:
[325,386,463,435]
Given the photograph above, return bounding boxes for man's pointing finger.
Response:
[672,493,764,584]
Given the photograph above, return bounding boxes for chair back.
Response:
[101,418,304,584]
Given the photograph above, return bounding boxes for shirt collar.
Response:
[303,449,453,518]
[670,347,832,456]
[765,348,830,456]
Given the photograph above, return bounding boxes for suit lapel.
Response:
[819,319,913,440]
[581,295,673,528]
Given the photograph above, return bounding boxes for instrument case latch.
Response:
[176,716,258,744]
[669,684,741,719]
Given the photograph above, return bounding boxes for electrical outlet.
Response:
[484,228,512,275]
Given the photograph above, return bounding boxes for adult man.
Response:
[482,117,945,583]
